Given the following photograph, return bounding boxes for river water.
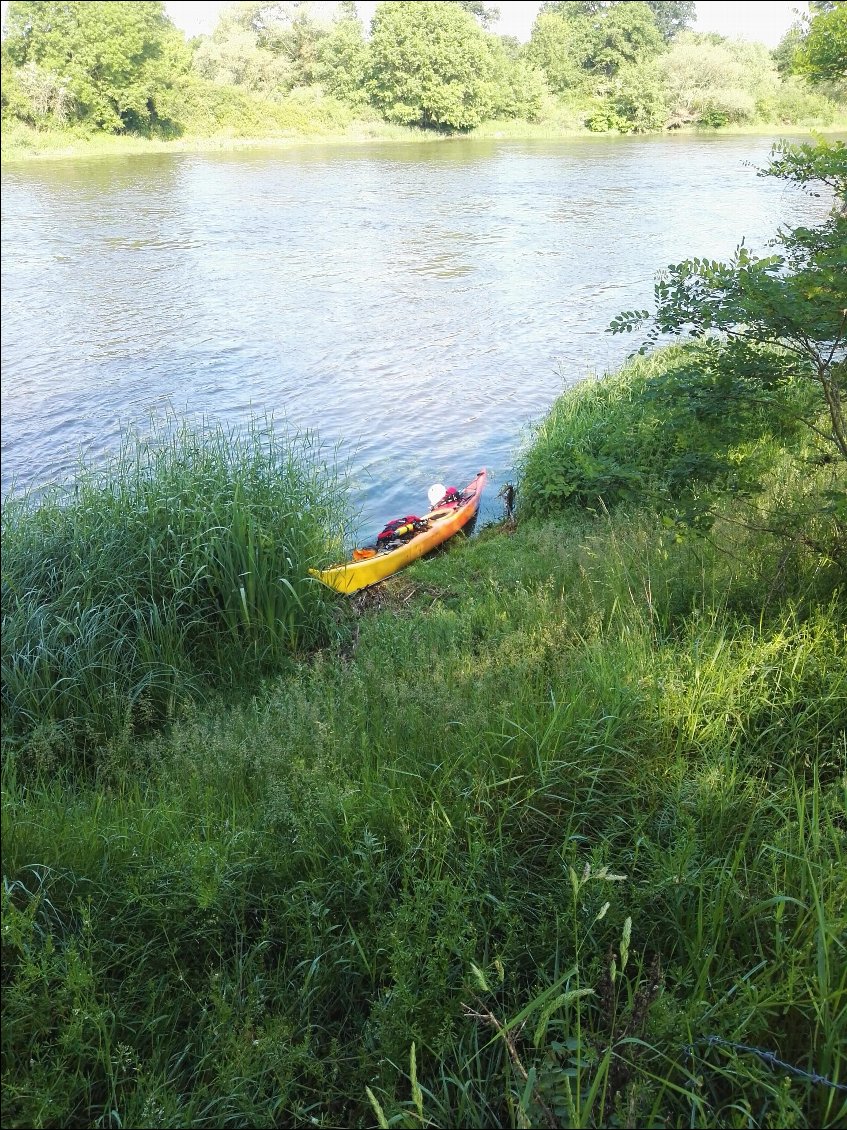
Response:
[0,134,828,533]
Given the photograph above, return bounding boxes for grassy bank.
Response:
[0,115,429,162]
[2,348,845,1128]
[3,115,846,162]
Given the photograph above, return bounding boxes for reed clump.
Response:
[1,415,348,760]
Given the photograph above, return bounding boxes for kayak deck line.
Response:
[310,469,487,595]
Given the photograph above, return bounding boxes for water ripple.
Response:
[1,136,827,532]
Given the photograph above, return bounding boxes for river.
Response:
[0,134,828,533]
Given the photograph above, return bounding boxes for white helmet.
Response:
[428,483,446,508]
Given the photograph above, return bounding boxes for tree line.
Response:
[1,1,844,137]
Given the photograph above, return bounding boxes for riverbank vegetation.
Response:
[1,1,846,161]
[1,419,349,760]
[2,137,845,1127]
[3,456,844,1129]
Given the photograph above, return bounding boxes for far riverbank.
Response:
[3,115,846,163]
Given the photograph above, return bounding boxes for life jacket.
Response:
[376,514,428,548]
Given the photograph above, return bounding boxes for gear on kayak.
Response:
[375,515,430,550]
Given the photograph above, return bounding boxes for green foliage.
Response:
[484,36,546,121]
[586,0,665,76]
[366,1,503,130]
[529,0,664,98]
[613,138,847,465]
[794,0,847,83]
[755,74,838,127]
[190,2,296,96]
[604,59,667,132]
[270,1,334,87]
[314,8,369,105]
[772,21,807,77]
[526,10,594,95]
[644,0,696,42]
[458,0,502,31]
[763,133,847,194]
[1,0,844,141]
[530,0,675,131]
[519,344,813,525]
[3,0,190,133]
[189,0,341,97]
[1,417,349,760]
[0,58,77,128]
[660,33,783,127]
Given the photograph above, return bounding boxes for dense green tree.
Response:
[366,1,500,129]
[772,21,806,76]
[274,2,333,86]
[609,60,666,131]
[588,1,664,75]
[456,1,501,30]
[526,10,593,93]
[192,2,294,93]
[314,5,369,104]
[485,37,546,121]
[528,0,663,96]
[612,138,847,465]
[3,0,189,132]
[793,0,847,82]
[644,0,695,42]
[192,2,335,95]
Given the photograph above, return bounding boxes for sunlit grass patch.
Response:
[3,545,843,1126]
[518,343,818,524]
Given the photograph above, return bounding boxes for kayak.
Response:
[310,469,487,594]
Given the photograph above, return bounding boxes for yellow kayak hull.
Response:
[310,470,487,594]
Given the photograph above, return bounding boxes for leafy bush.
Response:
[661,34,779,126]
[613,139,847,474]
[518,344,811,524]
[756,74,838,125]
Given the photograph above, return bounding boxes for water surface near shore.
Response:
[1,134,827,532]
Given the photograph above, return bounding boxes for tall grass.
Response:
[2,351,844,1128]
[1,415,349,759]
[3,496,844,1127]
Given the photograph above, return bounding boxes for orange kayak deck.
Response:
[310,470,487,594]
